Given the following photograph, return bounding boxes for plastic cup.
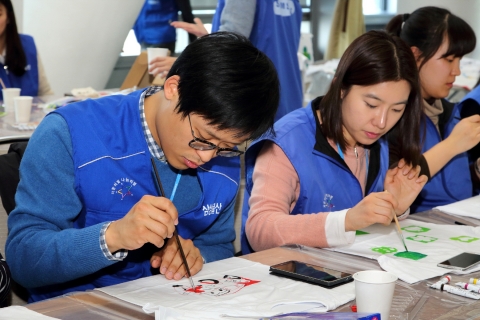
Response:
[353,270,397,320]
[2,88,21,112]
[147,47,169,74]
[14,96,33,123]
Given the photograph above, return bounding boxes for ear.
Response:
[163,75,180,100]
[411,46,423,63]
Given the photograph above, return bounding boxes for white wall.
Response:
[397,0,480,60]
[12,0,143,95]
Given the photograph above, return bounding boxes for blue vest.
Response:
[212,0,303,121]
[0,34,39,99]
[241,103,389,254]
[412,101,473,212]
[29,89,240,300]
[133,0,178,45]
[460,86,480,105]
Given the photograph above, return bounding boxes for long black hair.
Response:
[320,30,424,167]
[386,6,476,69]
[1,0,27,76]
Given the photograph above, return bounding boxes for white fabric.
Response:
[0,306,60,320]
[326,219,480,284]
[97,257,355,319]
[434,195,480,219]
[325,209,356,247]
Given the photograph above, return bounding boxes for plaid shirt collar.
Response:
[139,86,166,162]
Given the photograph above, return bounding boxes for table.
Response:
[0,96,50,153]
[24,211,480,319]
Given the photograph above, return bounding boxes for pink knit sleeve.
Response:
[245,141,330,251]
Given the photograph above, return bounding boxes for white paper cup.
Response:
[2,88,21,112]
[14,96,33,123]
[147,47,169,74]
[353,270,397,319]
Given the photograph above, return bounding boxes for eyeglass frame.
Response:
[187,114,245,157]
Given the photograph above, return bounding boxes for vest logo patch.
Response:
[111,178,137,200]
[273,0,295,17]
[203,203,222,216]
[323,194,335,209]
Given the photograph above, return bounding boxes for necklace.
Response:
[336,142,369,184]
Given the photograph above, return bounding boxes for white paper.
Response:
[434,195,480,219]
[0,306,60,320]
[326,219,480,284]
[97,257,355,319]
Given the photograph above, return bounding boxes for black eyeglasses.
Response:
[187,114,244,157]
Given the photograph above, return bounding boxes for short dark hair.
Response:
[0,0,27,76]
[320,30,424,167]
[166,32,280,140]
[386,6,476,69]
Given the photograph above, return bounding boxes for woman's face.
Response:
[341,80,411,147]
[416,38,461,100]
[0,4,7,38]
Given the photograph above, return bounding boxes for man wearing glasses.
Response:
[7,32,280,302]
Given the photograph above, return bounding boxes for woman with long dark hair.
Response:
[386,6,479,212]
[240,30,429,254]
[0,0,52,99]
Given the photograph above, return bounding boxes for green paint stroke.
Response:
[356,230,369,235]
[394,251,427,260]
[450,236,479,243]
[401,225,431,233]
[406,235,438,243]
[372,246,397,254]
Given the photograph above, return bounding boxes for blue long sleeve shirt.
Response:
[7,113,235,289]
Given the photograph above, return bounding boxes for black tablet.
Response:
[269,260,353,288]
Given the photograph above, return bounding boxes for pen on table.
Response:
[150,158,195,289]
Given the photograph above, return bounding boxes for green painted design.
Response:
[356,230,369,235]
[406,235,438,243]
[450,236,479,243]
[372,246,398,254]
[401,225,431,233]
[394,251,427,260]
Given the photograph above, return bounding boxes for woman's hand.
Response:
[345,191,398,231]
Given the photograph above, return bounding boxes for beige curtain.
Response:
[325,0,366,60]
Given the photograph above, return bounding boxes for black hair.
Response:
[320,30,424,167]
[0,0,27,76]
[386,6,476,69]
[166,32,280,140]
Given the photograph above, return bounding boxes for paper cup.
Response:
[14,96,33,123]
[353,270,397,320]
[2,88,21,112]
[147,47,169,74]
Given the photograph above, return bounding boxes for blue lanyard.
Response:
[170,172,182,201]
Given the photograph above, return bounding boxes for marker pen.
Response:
[455,282,480,293]
[431,283,480,300]
[469,278,480,285]
[430,275,451,289]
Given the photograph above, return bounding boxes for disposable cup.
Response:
[2,88,21,112]
[14,96,33,123]
[353,270,397,319]
[147,47,169,74]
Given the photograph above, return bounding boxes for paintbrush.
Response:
[151,158,196,289]
[393,213,409,252]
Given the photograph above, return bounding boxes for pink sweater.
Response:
[245,140,370,251]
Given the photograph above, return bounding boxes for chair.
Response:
[0,135,29,306]
[0,136,29,214]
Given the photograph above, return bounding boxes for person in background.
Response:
[161,0,303,121]
[6,32,280,302]
[241,30,429,254]
[458,78,480,167]
[386,6,480,212]
[0,0,52,99]
[134,0,195,77]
